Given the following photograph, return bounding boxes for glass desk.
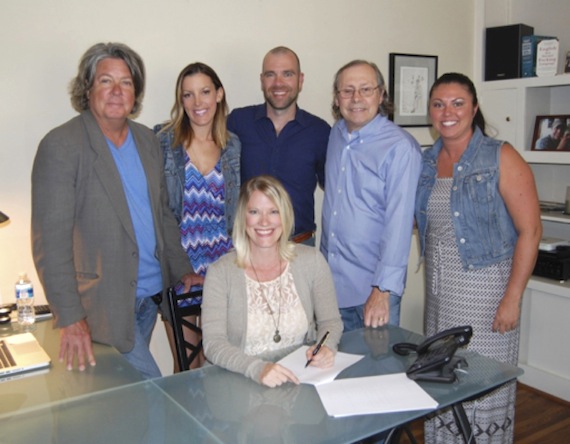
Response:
[154,326,522,443]
[0,324,522,443]
[0,319,143,418]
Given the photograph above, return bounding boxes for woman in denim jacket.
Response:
[415,73,541,443]
[154,62,240,371]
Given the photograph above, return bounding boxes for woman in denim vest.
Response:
[415,73,541,443]
[154,62,240,371]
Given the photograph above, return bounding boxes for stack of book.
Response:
[522,35,559,77]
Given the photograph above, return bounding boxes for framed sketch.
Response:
[531,115,570,151]
[389,53,438,127]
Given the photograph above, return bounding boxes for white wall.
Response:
[0,0,474,374]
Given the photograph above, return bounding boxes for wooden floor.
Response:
[399,383,570,443]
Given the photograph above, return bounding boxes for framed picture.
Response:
[531,115,570,151]
[389,53,438,127]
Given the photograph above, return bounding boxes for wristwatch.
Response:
[373,286,390,294]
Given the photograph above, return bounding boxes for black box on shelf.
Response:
[485,24,534,81]
[533,246,570,281]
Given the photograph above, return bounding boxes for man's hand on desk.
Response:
[364,287,390,328]
[59,319,96,371]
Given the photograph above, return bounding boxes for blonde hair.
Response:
[233,176,295,267]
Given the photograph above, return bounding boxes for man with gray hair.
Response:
[321,60,421,332]
[32,42,199,379]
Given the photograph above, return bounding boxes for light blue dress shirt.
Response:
[320,114,421,308]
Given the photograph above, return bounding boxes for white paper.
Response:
[315,373,438,417]
[277,346,364,386]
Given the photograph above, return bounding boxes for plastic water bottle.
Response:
[15,273,35,326]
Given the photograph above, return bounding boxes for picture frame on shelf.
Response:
[531,115,570,151]
[389,53,438,127]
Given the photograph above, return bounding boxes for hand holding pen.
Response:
[305,331,331,368]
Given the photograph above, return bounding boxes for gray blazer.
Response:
[32,110,192,353]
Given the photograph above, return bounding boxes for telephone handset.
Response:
[393,326,473,383]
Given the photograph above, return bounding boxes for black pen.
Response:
[305,331,330,368]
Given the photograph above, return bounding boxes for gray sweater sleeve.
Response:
[201,247,343,384]
[202,252,268,382]
[294,246,343,351]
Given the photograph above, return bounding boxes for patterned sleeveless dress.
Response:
[424,178,518,444]
[175,152,232,306]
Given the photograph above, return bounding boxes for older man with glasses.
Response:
[320,60,421,333]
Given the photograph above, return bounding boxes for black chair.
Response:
[166,287,203,372]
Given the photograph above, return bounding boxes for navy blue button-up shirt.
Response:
[228,104,330,235]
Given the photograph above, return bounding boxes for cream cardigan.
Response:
[202,244,343,383]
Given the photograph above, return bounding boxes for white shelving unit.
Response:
[540,210,570,224]
[475,0,570,402]
[480,74,570,164]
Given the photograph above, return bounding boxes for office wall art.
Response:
[389,53,438,127]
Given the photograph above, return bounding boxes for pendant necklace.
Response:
[250,257,283,343]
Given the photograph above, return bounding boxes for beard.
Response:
[263,88,299,111]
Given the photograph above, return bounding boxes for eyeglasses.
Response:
[336,85,380,99]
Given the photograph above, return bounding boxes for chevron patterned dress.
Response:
[175,155,232,306]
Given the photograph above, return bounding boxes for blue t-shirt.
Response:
[228,104,330,235]
[107,130,163,298]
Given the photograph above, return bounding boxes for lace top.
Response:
[244,263,308,356]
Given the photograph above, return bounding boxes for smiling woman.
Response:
[415,72,542,443]
[201,175,343,388]
[153,62,240,372]
[245,190,284,250]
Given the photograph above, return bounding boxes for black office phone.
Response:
[393,326,473,383]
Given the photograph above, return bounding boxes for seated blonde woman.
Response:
[202,175,343,387]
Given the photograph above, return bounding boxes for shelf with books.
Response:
[479,75,570,164]
[475,0,570,405]
[482,73,570,90]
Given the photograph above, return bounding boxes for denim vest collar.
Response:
[416,126,517,270]
[423,126,485,172]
